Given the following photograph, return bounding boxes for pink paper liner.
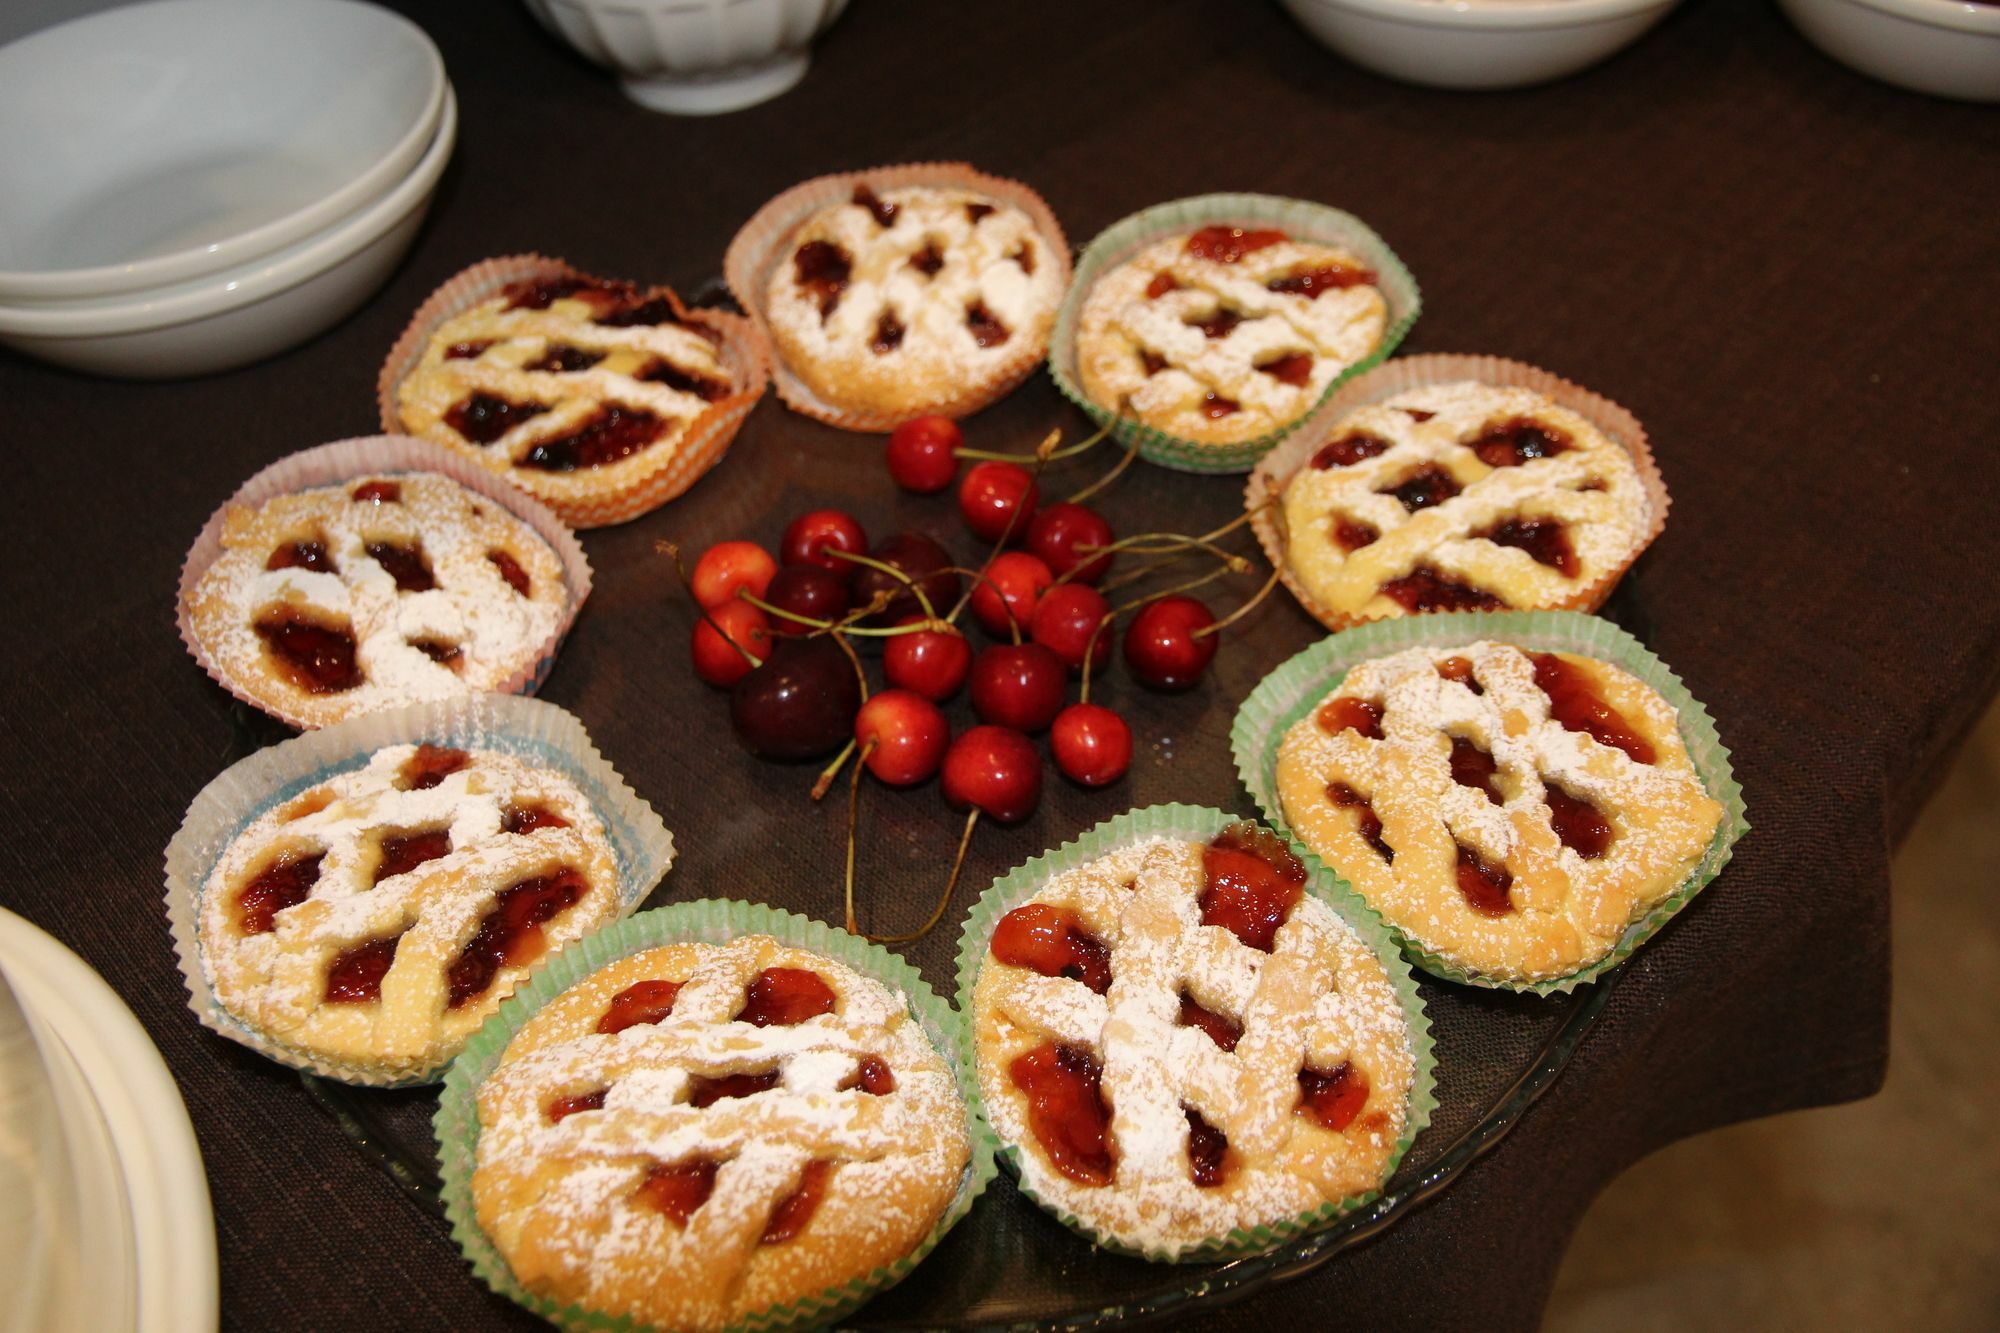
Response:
[723,162,1071,431]
[176,434,594,730]
[376,254,772,528]
[1245,354,1671,634]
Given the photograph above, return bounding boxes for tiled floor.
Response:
[1546,701,2000,1330]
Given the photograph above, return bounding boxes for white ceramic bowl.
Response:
[0,0,445,303]
[524,0,850,114]
[1275,0,1682,89]
[0,88,456,379]
[1779,0,2000,101]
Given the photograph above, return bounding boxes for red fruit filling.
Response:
[519,404,665,472]
[1011,243,1036,274]
[1200,822,1307,953]
[1437,655,1482,693]
[237,852,324,934]
[502,802,569,835]
[989,903,1112,994]
[736,968,837,1027]
[852,184,897,227]
[1547,784,1616,859]
[838,1056,896,1095]
[1145,271,1181,299]
[1184,225,1286,263]
[1478,516,1579,577]
[635,1159,718,1226]
[687,1071,780,1108]
[487,549,532,596]
[398,745,468,791]
[597,979,683,1034]
[1381,567,1506,613]
[597,296,679,329]
[524,344,604,374]
[637,358,730,402]
[1201,392,1239,419]
[1298,1061,1369,1132]
[254,614,360,693]
[1327,782,1394,863]
[444,868,586,1008]
[1449,737,1502,804]
[1258,352,1314,386]
[547,1089,606,1122]
[966,301,1010,347]
[445,392,549,444]
[1455,844,1514,915]
[1186,1107,1232,1187]
[1139,349,1166,376]
[445,340,491,360]
[364,540,434,592]
[1177,992,1242,1052]
[266,540,334,573]
[1009,1042,1115,1187]
[1335,518,1379,552]
[1317,696,1383,739]
[909,240,944,277]
[324,933,402,1004]
[409,638,461,668]
[1188,308,1242,339]
[761,1160,833,1245]
[501,276,601,311]
[793,240,852,319]
[1528,652,1656,764]
[1381,464,1461,512]
[872,309,905,354]
[1311,433,1390,469]
[372,829,451,885]
[1267,263,1374,297]
[966,201,995,222]
[1470,417,1571,468]
[350,480,401,504]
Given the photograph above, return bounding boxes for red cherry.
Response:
[886,416,963,493]
[854,690,950,785]
[763,565,850,635]
[883,616,973,702]
[781,509,867,576]
[1025,503,1115,584]
[691,601,770,688]
[968,551,1054,638]
[851,533,962,625]
[1123,595,1218,691]
[729,636,862,760]
[958,461,1039,544]
[1050,703,1133,787]
[942,726,1043,823]
[691,540,777,610]
[1029,582,1112,674]
[970,642,1067,733]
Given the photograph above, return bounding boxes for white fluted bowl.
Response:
[1276,0,1682,90]
[1779,0,2000,102]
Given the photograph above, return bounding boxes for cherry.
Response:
[1029,582,1112,674]
[882,616,972,702]
[886,416,963,493]
[763,565,851,635]
[1025,502,1115,584]
[970,643,1067,733]
[942,725,1042,823]
[852,533,962,625]
[1124,596,1218,691]
[730,636,862,760]
[691,541,777,611]
[854,689,950,786]
[691,600,771,688]
[958,461,1038,544]
[1050,703,1132,787]
[969,552,1053,637]
[781,509,867,576]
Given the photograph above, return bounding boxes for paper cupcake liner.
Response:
[952,803,1436,1263]
[434,899,998,1332]
[163,694,676,1086]
[1229,611,1749,994]
[723,162,1071,431]
[377,254,772,528]
[1048,194,1422,476]
[176,434,594,731]
[1245,354,1671,634]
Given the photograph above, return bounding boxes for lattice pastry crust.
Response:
[764,184,1063,418]
[1276,641,1723,982]
[472,936,970,1332]
[1076,230,1387,444]
[198,743,621,1078]
[183,474,569,729]
[971,836,1414,1256]
[1280,381,1650,622]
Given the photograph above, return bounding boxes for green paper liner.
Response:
[1048,194,1422,475]
[435,899,998,1332]
[1229,611,1749,994]
[953,803,1435,1263]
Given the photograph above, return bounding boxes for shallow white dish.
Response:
[1275,0,1682,89]
[1779,0,2000,101]
[0,85,457,378]
[0,908,216,1333]
[0,0,445,303]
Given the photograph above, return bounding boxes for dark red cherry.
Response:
[781,510,868,577]
[970,642,1067,733]
[1050,703,1132,787]
[885,416,963,493]
[1025,502,1115,584]
[851,533,961,625]
[729,636,862,760]
[1123,596,1218,691]
[1029,583,1112,675]
[691,601,770,688]
[958,461,1039,544]
[942,726,1042,823]
[691,540,777,611]
[882,616,973,702]
[854,690,951,785]
[968,552,1053,637]
[763,565,851,635]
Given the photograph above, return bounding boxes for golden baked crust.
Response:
[183,473,569,728]
[970,835,1413,1257]
[198,743,621,1078]
[472,936,970,1332]
[1075,230,1387,444]
[1275,641,1723,983]
[763,184,1062,419]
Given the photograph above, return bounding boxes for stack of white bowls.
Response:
[0,0,455,379]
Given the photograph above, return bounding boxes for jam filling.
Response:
[909,240,945,277]
[1469,417,1571,469]
[488,549,532,596]
[1479,516,1579,577]
[1547,784,1615,859]
[989,903,1112,994]
[638,358,731,402]
[597,296,680,329]
[793,240,852,319]
[520,405,666,472]
[502,802,570,835]
[446,392,550,445]
[1311,432,1390,469]
[1437,655,1482,693]
[410,639,461,668]
[1010,243,1036,274]
[1258,352,1314,386]
[547,1088,606,1122]
[324,933,402,1004]
[524,344,605,374]
[444,868,586,1008]
[399,745,469,791]
[1144,271,1181,299]
[266,540,334,573]
[761,1160,833,1244]
[1008,1042,1115,1187]
[966,301,1010,347]
[1334,518,1379,552]
[365,540,435,592]
[255,614,361,693]
[737,968,837,1027]
[966,202,995,223]
[1199,821,1307,952]
[1187,308,1242,340]
[1381,464,1461,512]
[1267,262,1374,298]
[872,310,905,354]
[1317,696,1384,739]
[1327,783,1393,862]
[838,1055,896,1095]
[597,979,683,1034]
[372,829,451,885]
[1177,992,1242,1052]
[1184,225,1286,263]
[445,340,491,360]
[687,1070,780,1108]
[1139,349,1166,376]
[636,1159,718,1226]
[1298,1061,1369,1132]
[1381,567,1506,613]
[237,852,324,934]
[351,480,401,504]
[1201,392,1239,419]
[1449,737,1502,804]
[1455,844,1514,915]
[1404,407,1437,422]
[852,184,897,227]
[1528,652,1656,763]
[501,276,602,311]
[1185,1108,1232,1187]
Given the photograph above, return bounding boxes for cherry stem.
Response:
[1107,562,1240,620]
[1093,539,1252,594]
[1063,428,1140,506]
[949,429,1059,622]
[1192,565,1282,639]
[866,807,980,945]
[955,418,1110,464]
[944,565,1022,643]
[655,539,762,668]
[811,738,858,803]
[825,548,942,624]
[841,737,878,932]
[734,589,920,638]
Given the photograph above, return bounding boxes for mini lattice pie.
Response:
[1276,641,1723,983]
[763,183,1064,419]
[1075,226,1388,445]
[970,824,1414,1257]
[198,743,621,1079]
[1279,381,1651,624]
[183,473,571,729]
[471,935,971,1331]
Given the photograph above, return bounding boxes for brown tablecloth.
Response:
[4,0,1997,1327]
